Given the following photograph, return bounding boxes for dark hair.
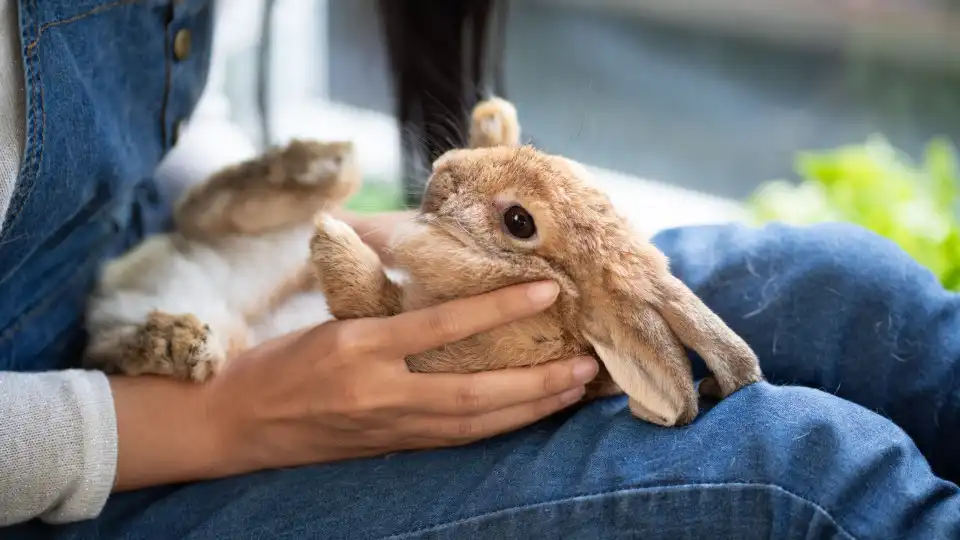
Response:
[376,0,508,206]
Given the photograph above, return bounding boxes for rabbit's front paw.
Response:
[123,312,226,382]
[311,214,368,264]
[469,97,520,148]
[310,214,401,319]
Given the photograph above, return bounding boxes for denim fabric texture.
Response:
[2,1,959,538]
[0,0,212,372]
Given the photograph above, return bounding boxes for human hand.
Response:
[210,281,600,472]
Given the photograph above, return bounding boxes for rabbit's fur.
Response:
[83,140,359,381]
[312,98,763,426]
[86,97,762,426]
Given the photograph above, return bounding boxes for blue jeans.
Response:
[11,221,960,539]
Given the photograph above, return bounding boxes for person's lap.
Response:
[12,221,960,539]
[658,221,960,483]
[17,385,958,539]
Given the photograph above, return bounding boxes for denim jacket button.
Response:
[173,28,192,60]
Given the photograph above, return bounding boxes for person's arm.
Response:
[0,367,259,527]
[0,370,117,526]
[108,375,229,491]
[1,282,597,527]
[0,369,238,526]
[108,282,595,487]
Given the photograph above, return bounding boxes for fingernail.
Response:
[560,387,586,404]
[572,357,599,382]
[526,281,559,306]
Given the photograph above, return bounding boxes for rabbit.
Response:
[310,97,764,427]
[82,139,360,381]
[84,95,762,427]
[81,100,520,382]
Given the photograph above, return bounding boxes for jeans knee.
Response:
[771,222,948,310]
[704,382,919,481]
[654,221,944,302]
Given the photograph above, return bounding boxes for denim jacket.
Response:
[0,0,214,372]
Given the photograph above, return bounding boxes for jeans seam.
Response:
[23,0,149,52]
[378,482,858,540]
[0,0,42,243]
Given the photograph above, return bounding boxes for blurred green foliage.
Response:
[748,136,960,291]
[344,178,406,213]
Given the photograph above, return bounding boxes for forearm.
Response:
[0,369,245,526]
[109,375,234,492]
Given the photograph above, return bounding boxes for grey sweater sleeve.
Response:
[0,370,118,526]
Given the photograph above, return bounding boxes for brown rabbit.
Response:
[311,97,763,427]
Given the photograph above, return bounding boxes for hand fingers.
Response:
[399,356,599,415]
[409,385,587,444]
[375,281,560,356]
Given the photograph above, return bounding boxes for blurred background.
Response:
[168,0,959,268]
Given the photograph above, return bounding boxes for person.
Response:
[1,1,959,538]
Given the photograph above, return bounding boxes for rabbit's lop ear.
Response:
[583,304,699,427]
[654,275,763,398]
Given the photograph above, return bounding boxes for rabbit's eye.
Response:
[503,205,536,239]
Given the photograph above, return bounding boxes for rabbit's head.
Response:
[391,144,762,426]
